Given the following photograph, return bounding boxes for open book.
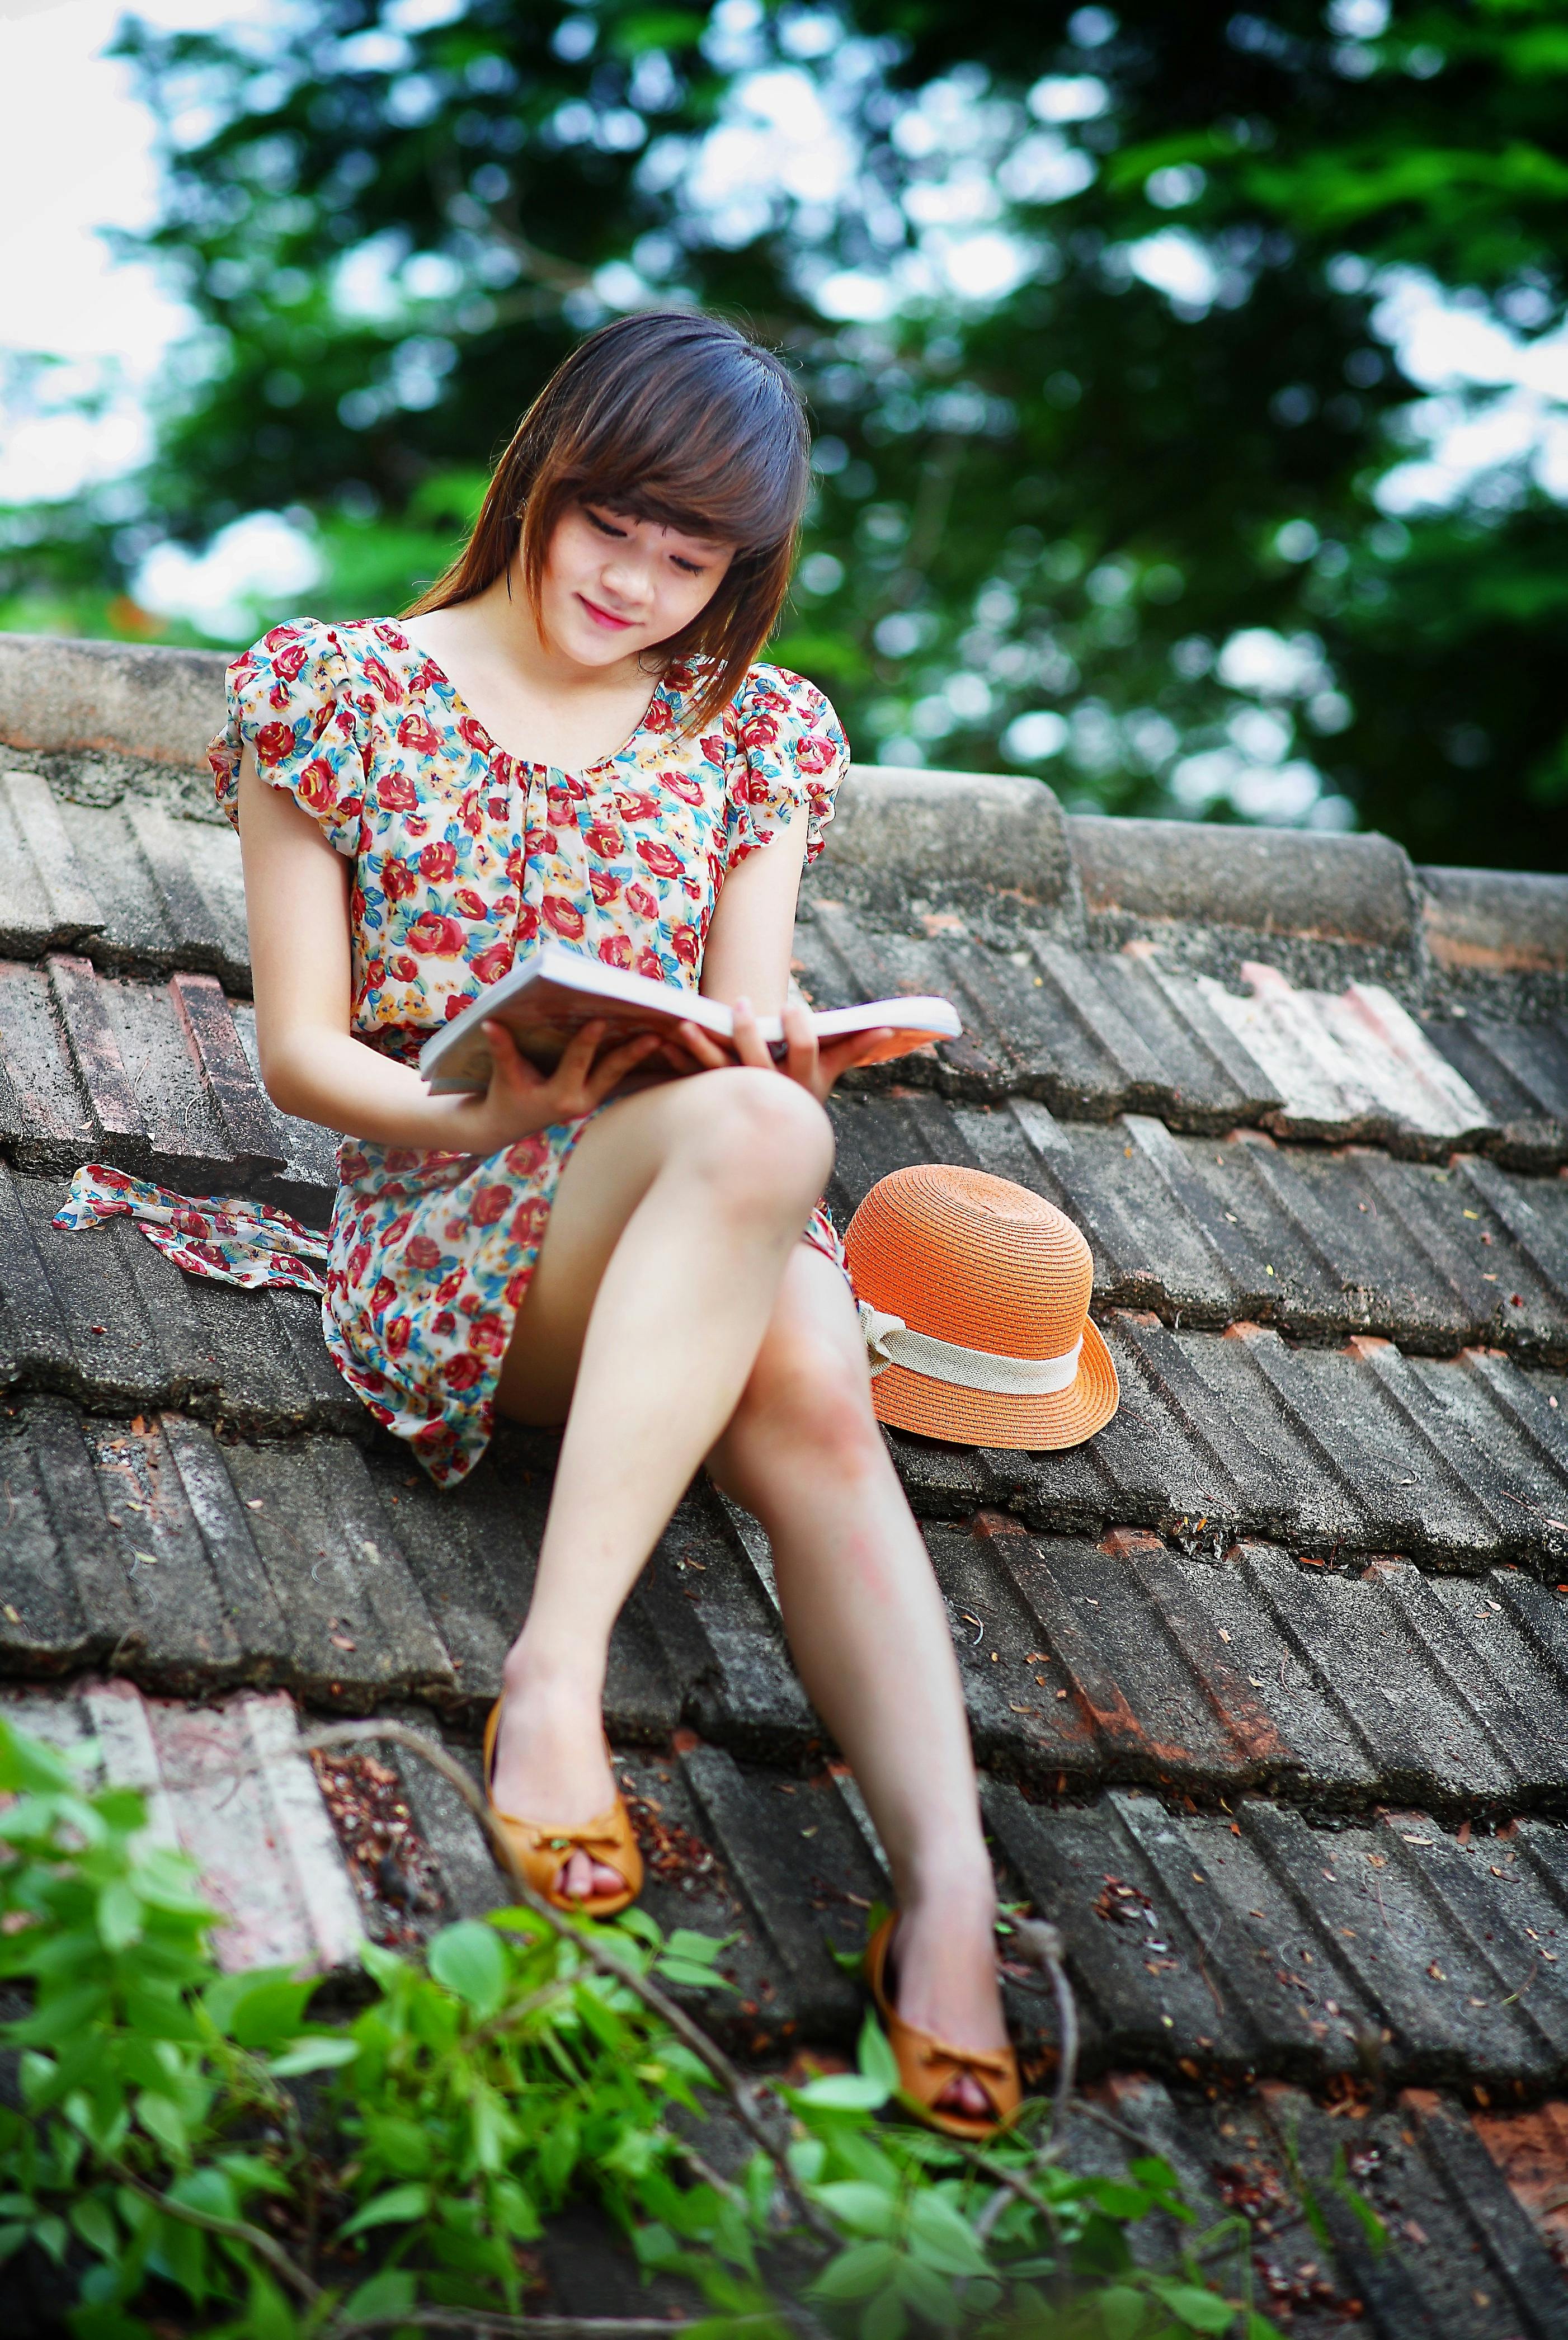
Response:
[418,942,961,1093]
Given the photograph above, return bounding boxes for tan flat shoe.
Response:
[865,1914,1021,2140]
[482,1699,644,1919]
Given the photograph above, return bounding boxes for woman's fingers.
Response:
[585,1032,663,1101]
[780,997,820,1089]
[674,1019,735,1071]
[483,1019,544,1091]
[553,1019,608,1086]
[728,995,774,1071]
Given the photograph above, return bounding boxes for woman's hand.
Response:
[674,996,893,1104]
[435,1019,663,1152]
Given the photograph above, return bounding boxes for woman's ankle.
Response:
[898,1858,997,1935]
[501,1642,606,1712]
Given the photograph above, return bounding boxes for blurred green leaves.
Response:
[4,1,1567,864]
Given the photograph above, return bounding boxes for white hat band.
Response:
[858,1301,1084,1396]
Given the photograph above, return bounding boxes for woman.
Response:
[215,310,1016,2135]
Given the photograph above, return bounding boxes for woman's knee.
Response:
[668,1068,834,1207]
[734,1317,884,1476]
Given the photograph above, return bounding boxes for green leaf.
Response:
[814,2180,898,2238]
[361,2113,433,2178]
[1152,2282,1243,2333]
[657,1961,738,1993]
[133,2092,189,2160]
[0,1718,76,1794]
[427,1920,508,2017]
[338,2181,432,2238]
[861,2291,908,2340]
[68,2195,119,2262]
[219,1974,319,2050]
[1098,2288,1151,2339]
[811,2239,900,2301]
[168,2167,237,2223]
[96,1881,143,1953]
[662,1927,727,1966]
[267,2035,361,2077]
[11,1984,108,2046]
[31,2212,70,2266]
[123,1985,201,2044]
[905,2190,991,2277]
[1089,2176,1159,2220]
[797,2072,891,2112]
[240,2269,298,2340]
[856,2009,901,2092]
[344,2268,417,2319]
[894,2254,964,2327]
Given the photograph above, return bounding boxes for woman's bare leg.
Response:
[708,1247,1005,2118]
[486,1067,834,1897]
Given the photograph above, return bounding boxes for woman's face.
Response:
[538,501,734,668]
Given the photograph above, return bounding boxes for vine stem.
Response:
[293,1719,837,2246]
[106,2157,323,2304]
[974,1918,1080,2247]
[331,2315,780,2338]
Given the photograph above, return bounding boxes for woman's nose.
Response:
[598,548,653,606]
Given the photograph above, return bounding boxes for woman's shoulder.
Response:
[728,661,847,778]
[732,657,837,723]
[229,614,414,698]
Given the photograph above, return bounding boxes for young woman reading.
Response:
[216,310,1018,2135]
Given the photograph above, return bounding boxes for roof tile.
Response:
[0,768,105,953]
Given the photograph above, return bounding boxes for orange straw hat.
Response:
[844,1165,1118,1450]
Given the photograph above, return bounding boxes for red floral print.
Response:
[204,614,847,1484]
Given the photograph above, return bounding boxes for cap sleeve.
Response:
[208,619,365,859]
[723,665,847,875]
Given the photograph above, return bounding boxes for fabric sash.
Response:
[858,1300,1082,1396]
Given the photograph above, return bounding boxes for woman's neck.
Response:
[405,573,661,771]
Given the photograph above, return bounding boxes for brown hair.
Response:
[407,310,811,731]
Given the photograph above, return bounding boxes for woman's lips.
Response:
[578,593,634,630]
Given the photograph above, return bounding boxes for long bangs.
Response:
[408,312,812,732]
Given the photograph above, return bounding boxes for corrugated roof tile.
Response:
[988,1784,1568,2091]
[1,1675,361,1972]
[0,958,329,1208]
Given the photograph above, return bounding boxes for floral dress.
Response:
[204,618,846,1485]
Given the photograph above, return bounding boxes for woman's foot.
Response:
[487,1671,629,1903]
[886,1889,1009,2123]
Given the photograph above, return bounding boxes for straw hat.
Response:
[844,1164,1118,1450]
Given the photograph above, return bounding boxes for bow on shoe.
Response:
[918,2040,1015,2077]
[525,1819,629,1858]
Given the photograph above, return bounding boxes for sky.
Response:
[0,0,256,503]
[2,0,1567,631]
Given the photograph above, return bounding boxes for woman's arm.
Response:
[697,807,811,1014]
[688,809,889,1101]
[238,751,658,1148]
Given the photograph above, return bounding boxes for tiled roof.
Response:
[4,632,1568,2330]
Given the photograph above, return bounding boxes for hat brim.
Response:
[868,1315,1119,1451]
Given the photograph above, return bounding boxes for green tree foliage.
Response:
[4,0,1566,867]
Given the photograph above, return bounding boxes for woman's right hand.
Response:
[435,1019,662,1152]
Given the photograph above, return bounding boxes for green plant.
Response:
[0,1713,1288,2339]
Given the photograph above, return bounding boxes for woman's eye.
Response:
[672,557,705,576]
[586,510,628,537]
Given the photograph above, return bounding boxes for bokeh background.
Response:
[2,0,1566,869]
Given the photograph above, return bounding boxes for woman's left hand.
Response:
[674,995,894,1103]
